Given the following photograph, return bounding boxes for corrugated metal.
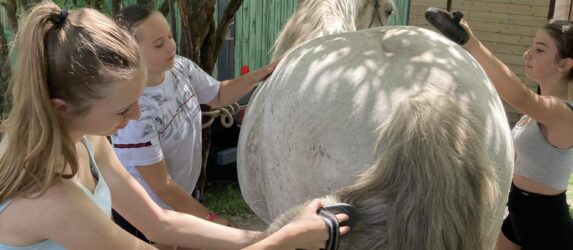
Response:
[0,0,410,78]
[234,0,410,77]
[389,0,411,25]
[234,0,298,77]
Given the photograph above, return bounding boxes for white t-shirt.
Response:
[112,56,220,209]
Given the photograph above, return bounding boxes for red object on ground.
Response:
[240,65,250,75]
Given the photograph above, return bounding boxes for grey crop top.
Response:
[512,113,573,190]
[0,137,112,249]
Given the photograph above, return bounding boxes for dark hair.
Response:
[114,4,155,36]
[544,20,573,80]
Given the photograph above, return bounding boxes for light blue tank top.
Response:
[0,137,112,249]
[512,111,573,190]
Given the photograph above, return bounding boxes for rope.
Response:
[202,103,241,129]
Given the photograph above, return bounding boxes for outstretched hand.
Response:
[283,199,350,250]
[249,60,281,82]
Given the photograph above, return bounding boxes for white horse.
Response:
[238,0,513,248]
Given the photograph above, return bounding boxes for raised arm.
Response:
[461,20,573,131]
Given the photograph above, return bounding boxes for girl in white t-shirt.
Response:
[111,3,281,247]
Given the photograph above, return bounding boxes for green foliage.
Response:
[202,176,573,218]
[203,181,252,216]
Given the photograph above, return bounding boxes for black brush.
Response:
[425,7,469,45]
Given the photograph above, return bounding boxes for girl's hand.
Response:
[459,19,480,50]
[250,60,281,82]
[281,199,350,250]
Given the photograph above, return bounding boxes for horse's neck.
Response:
[271,0,362,60]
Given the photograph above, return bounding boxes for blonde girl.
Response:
[0,1,347,249]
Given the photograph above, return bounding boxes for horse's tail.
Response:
[340,91,498,250]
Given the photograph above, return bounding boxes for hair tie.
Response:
[53,9,68,26]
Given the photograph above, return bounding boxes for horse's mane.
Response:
[336,91,499,249]
[271,0,364,61]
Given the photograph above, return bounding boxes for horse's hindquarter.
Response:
[238,27,513,240]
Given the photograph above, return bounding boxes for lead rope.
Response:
[202,103,241,129]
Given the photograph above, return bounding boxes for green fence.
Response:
[0,0,410,79]
[233,0,410,77]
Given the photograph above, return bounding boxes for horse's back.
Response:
[238,27,512,241]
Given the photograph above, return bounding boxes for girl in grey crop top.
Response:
[512,114,573,191]
[461,18,573,249]
[0,138,112,250]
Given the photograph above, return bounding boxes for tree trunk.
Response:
[203,0,244,73]
[177,0,194,62]
[178,0,242,75]
[176,0,244,196]
[177,0,216,66]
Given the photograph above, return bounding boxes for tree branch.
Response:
[206,0,244,72]
[188,0,216,67]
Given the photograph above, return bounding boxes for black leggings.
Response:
[501,183,573,249]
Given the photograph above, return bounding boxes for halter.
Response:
[368,0,384,28]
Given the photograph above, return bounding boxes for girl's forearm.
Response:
[152,209,260,249]
[465,36,532,110]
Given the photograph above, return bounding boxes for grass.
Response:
[203,181,252,216]
[204,175,573,217]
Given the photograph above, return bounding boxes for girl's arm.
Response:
[92,135,259,249]
[92,135,349,249]
[11,177,155,249]
[208,60,279,108]
[133,159,230,226]
[243,199,341,250]
[461,20,573,130]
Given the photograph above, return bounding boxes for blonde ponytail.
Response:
[0,1,141,201]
